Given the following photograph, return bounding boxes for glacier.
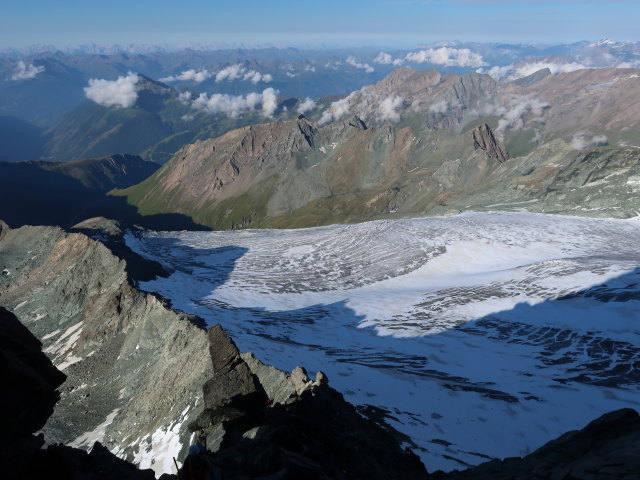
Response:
[126,211,640,471]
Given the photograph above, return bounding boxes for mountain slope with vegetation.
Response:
[116,67,640,229]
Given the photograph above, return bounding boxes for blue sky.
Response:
[1,0,638,48]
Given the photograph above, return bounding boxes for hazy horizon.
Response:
[2,0,638,50]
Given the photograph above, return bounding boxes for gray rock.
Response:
[472,123,510,163]
[314,371,329,386]
[203,326,264,411]
[348,114,368,130]
[290,366,311,394]
[241,352,296,404]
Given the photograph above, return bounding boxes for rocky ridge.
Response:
[183,325,428,479]
[1,306,156,480]
[0,220,213,475]
[117,67,640,229]
[3,219,640,479]
[0,220,428,478]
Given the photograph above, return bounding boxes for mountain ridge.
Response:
[115,66,640,229]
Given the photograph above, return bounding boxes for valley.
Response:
[3,34,640,479]
[126,212,640,471]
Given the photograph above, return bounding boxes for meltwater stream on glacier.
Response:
[126,211,640,471]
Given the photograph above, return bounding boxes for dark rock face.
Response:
[202,325,266,412]
[438,408,640,480]
[186,325,428,480]
[1,306,156,480]
[472,123,510,163]
[348,114,368,130]
[0,223,213,473]
[0,306,66,478]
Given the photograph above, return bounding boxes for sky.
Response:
[1,0,638,49]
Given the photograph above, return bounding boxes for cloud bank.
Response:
[318,95,353,126]
[491,95,549,135]
[215,64,273,83]
[318,89,406,126]
[161,69,214,83]
[485,61,588,82]
[374,52,393,65]
[379,95,403,122]
[84,72,140,108]
[346,56,375,73]
[428,99,462,114]
[10,61,45,80]
[571,132,608,149]
[190,87,279,118]
[296,97,316,114]
[405,47,487,68]
[162,64,272,84]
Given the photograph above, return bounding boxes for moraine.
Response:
[126,211,640,472]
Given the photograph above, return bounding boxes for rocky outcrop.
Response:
[0,221,427,478]
[348,114,368,131]
[472,123,510,163]
[186,325,429,480]
[0,306,66,478]
[1,306,155,480]
[438,408,640,480]
[0,223,213,475]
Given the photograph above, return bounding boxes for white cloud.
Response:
[428,99,463,114]
[374,52,393,65]
[304,65,316,72]
[346,56,375,74]
[260,87,278,117]
[10,60,45,80]
[319,96,352,126]
[373,52,404,66]
[405,47,487,68]
[177,91,193,105]
[485,61,588,82]
[84,72,140,108]
[296,97,316,115]
[190,88,279,118]
[493,95,549,135]
[160,69,214,83]
[379,95,403,122]
[428,100,449,114]
[181,114,195,122]
[215,64,272,84]
[570,132,608,149]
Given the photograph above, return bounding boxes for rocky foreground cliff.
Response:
[0,219,213,474]
[3,219,640,479]
[0,219,426,478]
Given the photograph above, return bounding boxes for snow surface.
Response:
[71,409,120,448]
[126,212,640,471]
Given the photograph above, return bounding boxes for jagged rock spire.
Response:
[472,123,510,163]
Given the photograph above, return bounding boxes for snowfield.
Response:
[126,212,640,471]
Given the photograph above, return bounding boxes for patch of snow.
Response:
[132,405,193,476]
[70,409,120,448]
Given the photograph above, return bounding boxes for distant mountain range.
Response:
[2,39,639,132]
[5,43,640,230]
[115,67,640,229]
